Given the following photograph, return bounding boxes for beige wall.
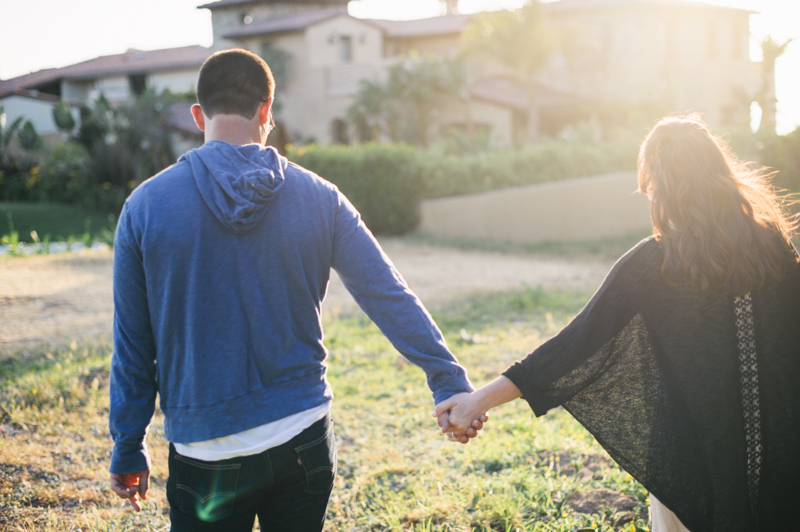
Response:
[148,68,199,95]
[541,7,756,128]
[419,171,652,243]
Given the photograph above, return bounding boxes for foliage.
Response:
[0,201,115,242]
[419,140,639,199]
[52,99,76,133]
[289,140,638,234]
[17,121,43,153]
[759,127,800,193]
[347,54,467,146]
[260,44,293,113]
[0,90,182,214]
[461,0,553,87]
[0,286,652,530]
[290,143,422,235]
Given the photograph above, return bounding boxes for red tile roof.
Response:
[468,78,586,110]
[223,7,347,38]
[0,45,212,94]
[0,87,82,105]
[198,0,348,10]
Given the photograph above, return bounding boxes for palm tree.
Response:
[757,37,792,134]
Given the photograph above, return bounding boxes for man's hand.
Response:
[437,410,488,444]
[435,392,489,444]
[110,469,150,512]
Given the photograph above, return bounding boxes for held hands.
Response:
[434,392,489,444]
[110,469,150,512]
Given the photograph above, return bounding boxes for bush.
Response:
[289,141,639,234]
[418,141,639,199]
[289,143,422,235]
[760,128,800,193]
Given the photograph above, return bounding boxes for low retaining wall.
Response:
[418,171,652,244]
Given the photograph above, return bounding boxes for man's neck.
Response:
[203,114,262,146]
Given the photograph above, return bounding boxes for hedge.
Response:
[289,143,423,235]
[289,141,639,234]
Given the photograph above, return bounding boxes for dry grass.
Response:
[0,287,651,531]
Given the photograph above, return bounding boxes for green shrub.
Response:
[760,128,800,193]
[288,141,638,234]
[289,143,422,235]
[418,141,639,199]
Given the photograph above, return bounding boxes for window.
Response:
[129,74,147,97]
[339,35,353,63]
[708,22,719,59]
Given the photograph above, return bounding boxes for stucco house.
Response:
[0,0,765,148]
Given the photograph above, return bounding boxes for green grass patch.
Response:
[0,287,650,531]
[406,231,652,263]
[0,202,116,242]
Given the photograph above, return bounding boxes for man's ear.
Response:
[258,98,274,126]
[191,104,206,132]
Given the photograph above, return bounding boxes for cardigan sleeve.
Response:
[503,239,650,416]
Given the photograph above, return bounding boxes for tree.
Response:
[757,37,792,134]
[52,99,76,134]
[17,121,43,152]
[461,0,553,143]
[0,105,24,167]
[347,53,467,146]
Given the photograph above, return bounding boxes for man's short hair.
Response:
[197,49,275,119]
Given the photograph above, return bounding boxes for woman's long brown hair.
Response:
[638,115,797,297]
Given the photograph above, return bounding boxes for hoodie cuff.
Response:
[109,442,152,475]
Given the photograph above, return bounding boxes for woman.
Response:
[434,116,800,531]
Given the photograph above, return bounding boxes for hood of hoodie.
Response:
[181,141,287,234]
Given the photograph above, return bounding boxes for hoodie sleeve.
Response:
[109,201,157,475]
[330,191,474,404]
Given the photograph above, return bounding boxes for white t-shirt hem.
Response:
[173,401,332,462]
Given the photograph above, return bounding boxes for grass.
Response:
[405,231,653,263]
[0,202,116,243]
[0,286,650,531]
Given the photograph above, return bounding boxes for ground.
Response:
[0,236,655,531]
[0,238,612,356]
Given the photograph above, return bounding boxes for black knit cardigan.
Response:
[504,237,800,532]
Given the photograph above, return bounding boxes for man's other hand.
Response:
[110,469,150,512]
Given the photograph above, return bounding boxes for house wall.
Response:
[433,96,516,148]
[541,6,756,128]
[62,79,96,101]
[418,171,651,243]
[149,68,200,95]
[88,76,131,103]
[0,95,79,135]
[240,16,389,144]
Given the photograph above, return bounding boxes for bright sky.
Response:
[1,0,798,133]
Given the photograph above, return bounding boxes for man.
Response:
[108,49,483,531]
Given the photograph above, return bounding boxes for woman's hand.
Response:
[434,392,487,436]
[433,376,523,443]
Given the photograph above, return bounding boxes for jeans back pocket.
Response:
[294,421,337,495]
[172,454,242,522]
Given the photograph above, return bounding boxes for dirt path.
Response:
[0,240,611,355]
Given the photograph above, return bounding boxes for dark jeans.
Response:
[166,414,336,532]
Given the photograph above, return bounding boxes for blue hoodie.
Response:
[109,141,474,475]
